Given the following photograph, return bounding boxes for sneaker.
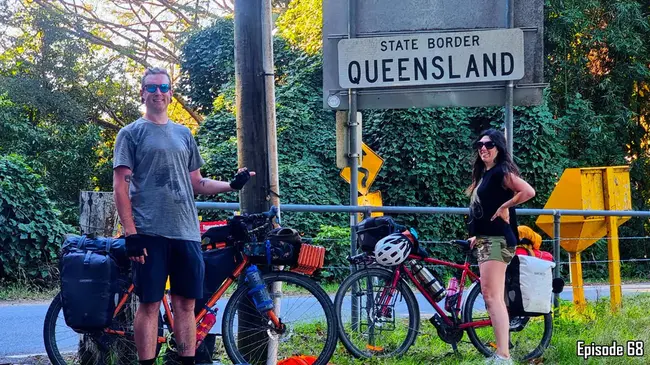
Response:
[486,353,514,364]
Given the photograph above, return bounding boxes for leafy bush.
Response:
[311,225,350,283]
[0,154,73,285]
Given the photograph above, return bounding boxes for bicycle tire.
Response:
[44,292,163,365]
[221,271,338,365]
[462,282,553,361]
[334,267,420,358]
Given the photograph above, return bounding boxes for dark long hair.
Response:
[466,129,520,195]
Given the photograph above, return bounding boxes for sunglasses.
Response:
[474,141,496,150]
[144,84,170,93]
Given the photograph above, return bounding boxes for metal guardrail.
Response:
[196,202,650,308]
[196,202,650,217]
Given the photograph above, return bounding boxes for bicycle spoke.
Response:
[223,273,336,364]
[465,283,553,361]
[336,269,419,358]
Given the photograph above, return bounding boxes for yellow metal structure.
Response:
[357,191,384,221]
[536,166,631,311]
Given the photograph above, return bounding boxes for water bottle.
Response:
[196,308,217,346]
[245,265,274,312]
[409,260,446,301]
[444,277,460,313]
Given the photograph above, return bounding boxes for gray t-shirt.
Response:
[113,118,204,241]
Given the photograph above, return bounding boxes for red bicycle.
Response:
[334,230,553,361]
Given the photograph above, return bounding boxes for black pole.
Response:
[553,213,561,312]
[235,0,270,363]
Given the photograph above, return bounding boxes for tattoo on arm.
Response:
[177,342,188,353]
[124,174,132,183]
[199,178,208,187]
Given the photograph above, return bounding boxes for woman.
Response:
[466,129,535,363]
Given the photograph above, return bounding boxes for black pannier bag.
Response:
[60,235,124,332]
[356,216,406,253]
[195,246,239,314]
[201,224,235,248]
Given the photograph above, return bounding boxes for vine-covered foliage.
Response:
[0,155,73,285]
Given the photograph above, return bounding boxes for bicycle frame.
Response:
[383,253,491,330]
[104,253,282,344]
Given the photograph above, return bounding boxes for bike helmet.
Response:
[374,233,412,267]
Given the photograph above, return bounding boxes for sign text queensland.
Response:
[338,29,525,88]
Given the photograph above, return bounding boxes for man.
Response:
[113,67,253,365]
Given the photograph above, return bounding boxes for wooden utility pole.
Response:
[235,0,277,363]
[79,191,134,364]
[235,0,270,213]
[79,191,118,236]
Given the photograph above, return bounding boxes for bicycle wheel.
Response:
[221,271,337,365]
[334,267,420,358]
[462,282,553,361]
[44,291,162,365]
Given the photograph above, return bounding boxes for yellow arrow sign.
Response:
[340,143,384,196]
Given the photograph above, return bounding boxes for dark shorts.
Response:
[472,236,515,264]
[132,235,205,303]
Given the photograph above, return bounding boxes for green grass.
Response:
[329,294,650,364]
[0,282,59,301]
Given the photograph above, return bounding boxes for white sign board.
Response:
[338,29,524,89]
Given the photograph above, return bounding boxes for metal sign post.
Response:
[505,0,515,156]
[347,0,361,333]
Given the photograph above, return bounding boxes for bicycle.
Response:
[43,207,339,365]
[334,229,553,361]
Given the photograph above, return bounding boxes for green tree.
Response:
[180,17,236,114]
[0,7,142,223]
[0,154,73,285]
[276,0,322,54]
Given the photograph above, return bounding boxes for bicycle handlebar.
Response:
[231,205,278,225]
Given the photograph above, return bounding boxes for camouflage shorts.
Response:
[472,236,515,264]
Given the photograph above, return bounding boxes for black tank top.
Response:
[468,163,519,246]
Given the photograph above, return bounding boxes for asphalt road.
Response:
[0,283,649,364]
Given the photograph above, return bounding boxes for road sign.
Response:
[535,166,631,311]
[338,29,524,89]
[323,0,546,110]
[357,191,384,221]
[340,143,383,195]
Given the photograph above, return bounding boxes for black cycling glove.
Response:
[229,169,251,190]
[125,234,146,257]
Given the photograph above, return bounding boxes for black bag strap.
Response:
[105,239,111,254]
